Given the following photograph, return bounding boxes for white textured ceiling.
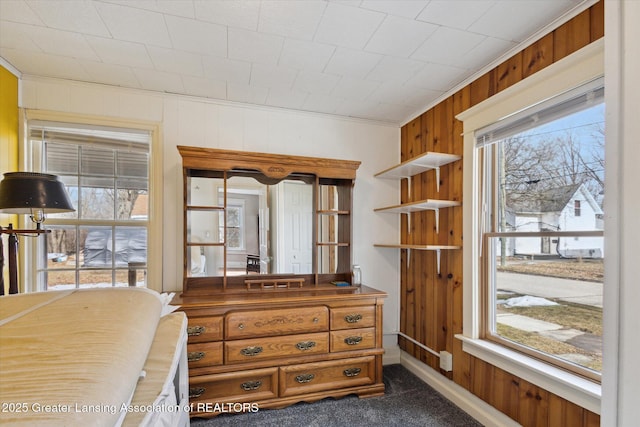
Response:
[0,0,588,125]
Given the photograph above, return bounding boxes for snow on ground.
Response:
[499,295,559,307]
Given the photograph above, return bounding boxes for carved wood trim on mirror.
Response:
[178,146,361,295]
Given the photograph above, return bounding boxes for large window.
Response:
[27,121,151,290]
[477,79,604,381]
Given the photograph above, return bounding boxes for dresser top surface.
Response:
[172,284,386,309]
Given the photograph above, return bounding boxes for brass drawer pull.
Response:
[344,336,363,345]
[295,373,315,384]
[187,326,205,336]
[240,346,263,357]
[189,387,205,399]
[344,368,362,377]
[344,314,363,323]
[296,341,317,351]
[188,351,205,362]
[240,380,263,391]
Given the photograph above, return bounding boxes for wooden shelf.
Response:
[374,199,460,213]
[375,151,461,180]
[374,199,460,233]
[374,244,461,250]
[374,244,461,274]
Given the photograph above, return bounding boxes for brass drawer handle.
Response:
[188,351,205,362]
[187,326,206,336]
[189,387,205,399]
[240,346,263,357]
[296,341,317,351]
[344,368,362,377]
[344,336,363,345]
[240,380,262,391]
[295,373,315,384]
[344,314,363,323]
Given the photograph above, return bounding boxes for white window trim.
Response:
[19,110,163,293]
[455,38,604,414]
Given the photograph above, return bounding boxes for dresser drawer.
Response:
[186,315,223,343]
[188,368,278,403]
[330,306,376,330]
[225,332,329,363]
[226,306,329,339]
[187,341,223,368]
[279,356,376,397]
[330,328,376,352]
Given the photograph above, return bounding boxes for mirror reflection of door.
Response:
[223,185,263,276]
[276,181,313,274]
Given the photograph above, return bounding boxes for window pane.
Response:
[490,236,603,372]
[483,95,604,376]
[45,142,78,174]
[31,120,151,291]
[81,146,114,176]
[46,270,77,291]
[79,269,113,288]
[44,226,77,270]
[117,151,148,177]
[81,177,115,219]
[117,187,147,220]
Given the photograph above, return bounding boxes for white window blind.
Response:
[475,77,604,147]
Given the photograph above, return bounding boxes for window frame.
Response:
[456,39,604,413]
[20,111,163,293]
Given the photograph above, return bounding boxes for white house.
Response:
[508,183,604,258]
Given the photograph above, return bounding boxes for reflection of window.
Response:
[477,79,604,380]
[27,120,151,290]
[220,202,244,251]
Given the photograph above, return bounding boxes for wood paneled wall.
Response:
[398,2,603,425]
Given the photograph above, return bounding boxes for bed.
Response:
[0,287,190,427]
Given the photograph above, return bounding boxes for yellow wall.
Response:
[0,64,19,293]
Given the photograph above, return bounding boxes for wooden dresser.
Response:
[173,286,385,417]
[174,147,386,417]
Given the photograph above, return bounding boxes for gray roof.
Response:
[508,183,581,214]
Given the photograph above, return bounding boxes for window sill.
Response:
[456,334,601,414]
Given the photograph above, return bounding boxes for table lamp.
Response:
[0,172,75,295]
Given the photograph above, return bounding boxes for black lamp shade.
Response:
[0,172,75,214]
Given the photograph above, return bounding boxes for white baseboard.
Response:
[400,351,521,427]
[383,343,401,365]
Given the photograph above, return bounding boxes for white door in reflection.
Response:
[280,181,313,274]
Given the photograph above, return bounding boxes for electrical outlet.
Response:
[439,351,453,372]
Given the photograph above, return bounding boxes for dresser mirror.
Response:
[186,171,314,277]
[179,146,359,293]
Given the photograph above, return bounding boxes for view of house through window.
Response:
[478,80,604,380]
[28,121,151,290]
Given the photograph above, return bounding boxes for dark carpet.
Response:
[190,364,482,427]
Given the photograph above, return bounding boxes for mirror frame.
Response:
[178,146,360,295]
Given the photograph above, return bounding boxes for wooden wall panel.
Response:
[398,2,604,426]
[523,33,554,79]
[496,52,523,93]
[553,8,591,61]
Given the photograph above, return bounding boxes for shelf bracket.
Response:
[436,249,441,275]
[406,212,411,234]
[407,175,413,201]
[435,166,440,193]
[407,248,411,268]
[434,208,439,234]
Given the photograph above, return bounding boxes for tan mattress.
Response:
[0,288,163,426]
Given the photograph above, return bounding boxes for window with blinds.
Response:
[27,121,151,290]
[476,78,605,381]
